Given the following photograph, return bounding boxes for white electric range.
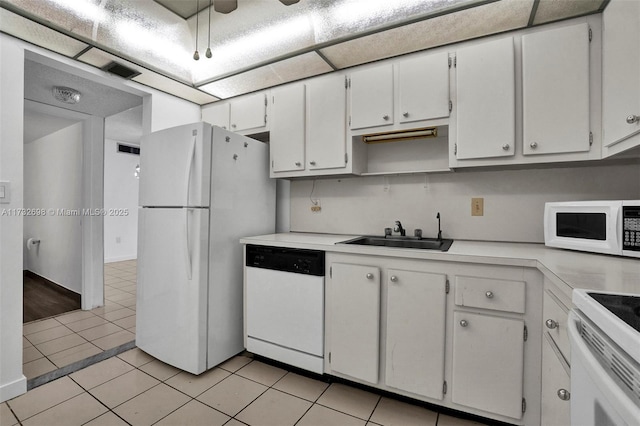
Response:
[568,289,640,425]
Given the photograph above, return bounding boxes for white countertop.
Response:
[240,233,640,299]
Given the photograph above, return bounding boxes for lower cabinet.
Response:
[329,263,381,384]
[325,254,542,426]
[451,312,525,419]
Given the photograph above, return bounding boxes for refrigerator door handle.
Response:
[184,137,196,206]
[184,208,193,280]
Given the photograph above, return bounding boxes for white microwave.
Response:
[544,200,640,258]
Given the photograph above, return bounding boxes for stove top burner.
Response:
[588,292,640,333]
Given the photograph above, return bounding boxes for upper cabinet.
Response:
[350,64,394,130]
[522,23,591,156]
[602,0,640,157]
[397,53,450,124]
[202,91,268,135]
[270,84,306,174]
[453,37,516,161]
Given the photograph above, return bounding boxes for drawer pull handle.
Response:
[366,273,374,280]
[485,291,494,299]
[460,319,468,327]
[545,319,558,329]
[557,389,570,401]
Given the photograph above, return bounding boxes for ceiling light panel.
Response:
[320,0,534,69]
[532,0,604,25]
[0,8,89,57]
[199,52,333,99]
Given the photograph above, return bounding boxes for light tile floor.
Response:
[11,259,491,426]
[22,261,138,382]
[3,351,490,426]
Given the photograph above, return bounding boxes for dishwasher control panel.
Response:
[245,245,325,276]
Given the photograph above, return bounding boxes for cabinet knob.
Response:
[557,389,570,401]
[295,162,301,167]
[502,144,510,151]
[545,319,558,329]
[626,115,640,124]
[366,273,374,280]
[485,291,494,299]
[390,275,398,283]
[310,161,316,166]
[402,112,409,117]
[383,115,390,121]
[231,124,237,128]
[530,142,538,149]
[460,319,468,327]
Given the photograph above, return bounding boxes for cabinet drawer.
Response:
[454,276,525,314]
[543,290,570,362]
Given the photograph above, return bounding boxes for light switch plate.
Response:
[472,197,484,216]
[0,181,10,204]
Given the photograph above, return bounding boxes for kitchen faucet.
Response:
[436,212,442,241]
[394,220,406,236]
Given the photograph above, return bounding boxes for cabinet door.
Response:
[229,92,267,132]
[455,37,515,159]
[541,334,571,426]
[451,311,524,419]
[397,53,449,124]
[522,23,590,155]
[385,269,446,399]
[602,0,640,149]
[330,263,380,384]
[271,84,305,173]
[350,64,394,130]
[202,102,230,130]
[307,75,347,170]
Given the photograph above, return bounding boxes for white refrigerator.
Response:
[136,122,275,375]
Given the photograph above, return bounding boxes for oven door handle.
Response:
[567,311,640,424]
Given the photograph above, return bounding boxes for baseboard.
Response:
[105,255,137,263]
[23,270,81,302]
[0,375,27,403]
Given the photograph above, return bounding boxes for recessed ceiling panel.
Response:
[533,0,604,25]
[320,0,534,69]
[0,8,89,57]
[198,52,333,99]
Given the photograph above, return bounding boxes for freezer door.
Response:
[139,122,212,207]
[136,207,209,374]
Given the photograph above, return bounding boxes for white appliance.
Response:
[544,200,640,258]
[244,245,325,374]
[136,122,275,375]
[568,289,640,425]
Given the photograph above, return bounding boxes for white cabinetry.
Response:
[385,269,447,399]
[522,23,591,156]
[329,262,380,384]
[270,84,305,173]
[451,274,527,420]
[229,92,267,133]
[540,285,571,426]
[201,102,230,130]
[397,53,450,124]
[602,0,640,157]
[453,37,515,160]
[350,64,394,130]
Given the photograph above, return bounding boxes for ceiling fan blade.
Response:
[213,0,237,14]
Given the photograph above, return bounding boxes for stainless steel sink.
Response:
[340,236,453,251]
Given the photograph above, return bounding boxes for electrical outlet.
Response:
[116,237,121,244]
[311,199,321,213]
[471,198,484,216]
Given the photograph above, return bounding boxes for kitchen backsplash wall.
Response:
[289,162,640,243]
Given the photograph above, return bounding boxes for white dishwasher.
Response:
[244,245,325,374]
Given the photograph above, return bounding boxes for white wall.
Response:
[290,162,640,242]
[0,35,27,402]
[23,122,83,293]
[104,139,139,263]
